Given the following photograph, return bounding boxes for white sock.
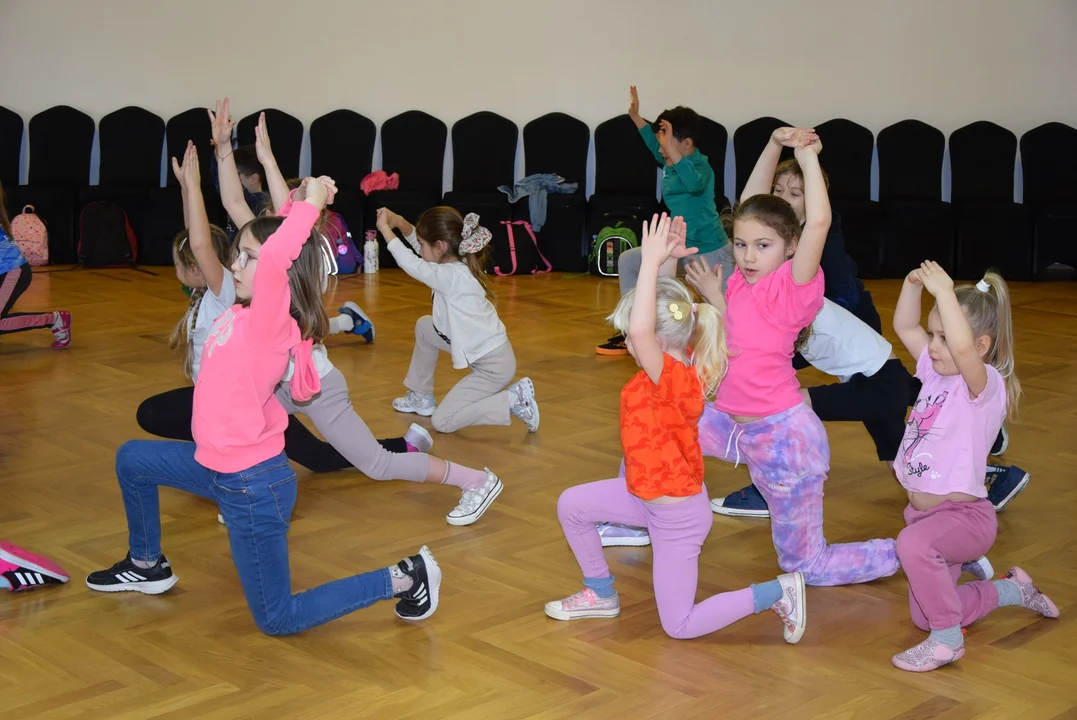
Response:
[329,314,353,335]
[131,558,155,569]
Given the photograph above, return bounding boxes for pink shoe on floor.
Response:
[1000,567,1060,618]
[544,588,620,621]
[0,541,70,591]
[772,572,807,644]
[50,311,71,349]
[892,637,965,672]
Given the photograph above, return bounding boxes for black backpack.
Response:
[79,201,138,267]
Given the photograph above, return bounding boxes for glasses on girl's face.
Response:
[236,249,251,269]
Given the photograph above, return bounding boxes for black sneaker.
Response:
[985,464,1030,512]
[596,333,628,356]
[990,426,1009,456]
[711,484,771,517]
[85,553,178,595]
[394,545,441,621]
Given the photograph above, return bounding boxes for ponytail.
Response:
[691,303,727,400]
[955,270,1021,420]
[169,288,206,379]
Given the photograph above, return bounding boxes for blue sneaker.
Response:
[986,464,1030,512]
[711,484,770,517]
[339,301,375,342]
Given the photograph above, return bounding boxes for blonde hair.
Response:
[954,271,1020,420]
[169,226,232,378]
[608,276,727,399]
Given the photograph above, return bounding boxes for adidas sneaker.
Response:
[85,553,178,595]
[394,546,441,621]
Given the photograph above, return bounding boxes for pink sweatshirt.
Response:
[715,260,825,417]
[192,200,322,473]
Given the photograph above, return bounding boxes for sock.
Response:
[750,580,784,613]
[929,625,964,648]
[404,425,430,451]
[388,563,413,595]
[131,558,155,569]
[329,314,353,335]
[584,575,617,599]
[994,577,1023,607]
[406,442,419,453]
[441,461,487,491]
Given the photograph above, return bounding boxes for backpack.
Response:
[79,201,137,267]
[589,222,639,277]
[492,221,553,276]
[10,205,49,267]
[323,210,361,274]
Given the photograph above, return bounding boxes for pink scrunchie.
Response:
[288,338,322,402]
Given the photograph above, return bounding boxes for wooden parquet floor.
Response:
[2,266,1075,720]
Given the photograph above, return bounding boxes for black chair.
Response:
[950,121,1031,281]
[366,110,447,268]
[694,115,728,210]
[0,106,23,188]
[236,109,303,181]
[733,116,792,201]
[588,114,658,243]
[877,119,954,278]
[518,112,590,272]
[7,106,95,264]
[815,118,883,278]
[165,108,214,187]
[1021,122,1077,280]
[309,109,377,250]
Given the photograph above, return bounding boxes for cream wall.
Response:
[2,0,1075,197]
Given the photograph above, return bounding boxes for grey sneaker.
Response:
[446,469,503,526]
[544,588,620,621]
[393,390,436,417]
[509,377,539,432]
[772,572,806,644]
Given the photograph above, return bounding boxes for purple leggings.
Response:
[698,403,899,586]
[557,479,755,639]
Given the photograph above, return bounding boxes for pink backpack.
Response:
[11,205,49,267]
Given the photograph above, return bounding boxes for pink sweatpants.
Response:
[556,479,755,639]
[898,499,999,631]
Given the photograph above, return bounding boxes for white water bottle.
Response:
[364,233,378,274]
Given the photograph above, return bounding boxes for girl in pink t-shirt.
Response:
[685,129,899,587]
[890,261,1058,672]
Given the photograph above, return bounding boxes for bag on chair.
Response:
[79,201,138,267]
[588,221,639,277]
[492,220,553,276]
[323,210,361,274]
[11,205,49,266]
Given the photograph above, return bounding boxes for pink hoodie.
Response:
[192,200,321,473]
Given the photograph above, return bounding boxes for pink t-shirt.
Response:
[715,260,825,416]
[894,346,1005,498]
[192,201,322,473]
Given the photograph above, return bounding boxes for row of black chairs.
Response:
[1,104,1074,279]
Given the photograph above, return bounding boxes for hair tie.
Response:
[691,302,698,315]
[976,279,991,293]
[460,213,492,254]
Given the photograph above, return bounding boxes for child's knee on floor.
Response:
[431,408,456,434]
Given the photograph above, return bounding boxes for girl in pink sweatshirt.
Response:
[86,178,442,634]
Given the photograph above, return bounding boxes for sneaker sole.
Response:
[544,604,620,621]
[711,499,770,518]
[993,471,1030,512]
[595,347,629,356]
[0,542,69,582]
[446,477,503,526]
[600,536,652,547]
[407,423,434,452]
[86,574,179,595]
[516,377,540,432]
[397,546,441,621]
[786,572,807,644]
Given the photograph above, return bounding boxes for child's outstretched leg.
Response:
[0,265,71,348]
[331,300,375,342]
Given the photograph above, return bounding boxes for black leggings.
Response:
[135,386,407,473]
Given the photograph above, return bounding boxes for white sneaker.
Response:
[509,377,539,432]
[772,572,807,644]
[597,522,651,547]
[404,423,434,452]
[446,469,503,526]
[217,513,225,525]
[393,390,436,417]
[961,556,994,581]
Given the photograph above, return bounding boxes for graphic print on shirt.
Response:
[901,391,948,478]
[205,308,235,358]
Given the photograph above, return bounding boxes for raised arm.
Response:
[741,127,817,203]
[919,261,988,398]
[378,208,421,254]
[628,213,677,385]
[627,85,648,130]
[181,142,225,296]
[170,149,190,229]
[254,112,291,214]
[789,141,832,285]
[893,267,930,360]
[684,256,726,314]
[376,208,455,293]
[209,98,255,228]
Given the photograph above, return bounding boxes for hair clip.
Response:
[691,302,698,315]
[178,236,188,251]
[669,302,684,321]
[976,279,990,293]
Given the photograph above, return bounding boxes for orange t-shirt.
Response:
[620,353,706,501]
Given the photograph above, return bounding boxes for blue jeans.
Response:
[116,439,393,635]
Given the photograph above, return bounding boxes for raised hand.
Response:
[773,127,819,149]
[917,260,954,297]
[254,111,274,167]
[208,98,235,156]
[684,256,724,301]
[906,267,924,286]
[657,119,675,149]
[314,175,337,206]
[667,215,697,259]
[181,141,201,189]
[170,140,189,185]
[629,85,640,117]
[376,207,394,236]
[303,177,329,211]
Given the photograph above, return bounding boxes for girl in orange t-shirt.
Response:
[545,214,808,643]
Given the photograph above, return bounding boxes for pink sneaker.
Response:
[1000,567,1060,618]
[50,311,71,349]
[772,572,807,643]
[544,588,620,621]
[597,522,651,547]
[0,541,70,591]
[892,637,965,672]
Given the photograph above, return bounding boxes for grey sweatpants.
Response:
[404,315,517,434]
[617,242,735,295]
[275,368,429,481]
